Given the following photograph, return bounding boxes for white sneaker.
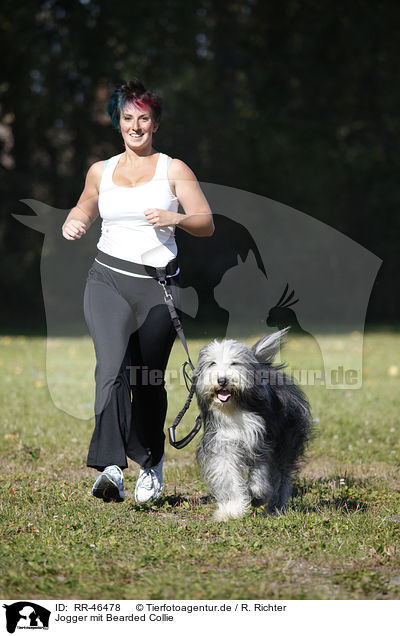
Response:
[92,465,125,502]
[134,454,164,503]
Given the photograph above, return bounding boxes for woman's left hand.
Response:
[144,208,179,228]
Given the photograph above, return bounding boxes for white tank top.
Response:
[97,152,179,267]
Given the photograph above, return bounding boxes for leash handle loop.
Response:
[168,414,202,449]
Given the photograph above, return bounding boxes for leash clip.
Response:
[158,277,173,301]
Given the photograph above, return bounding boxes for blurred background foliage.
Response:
[1,0,398,330]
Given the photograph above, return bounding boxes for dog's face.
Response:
[194,339,258,407]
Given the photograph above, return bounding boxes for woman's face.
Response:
[119,101,158,151]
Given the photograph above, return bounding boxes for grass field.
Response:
[0,329,399,600]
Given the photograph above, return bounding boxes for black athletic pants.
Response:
[83,258,181,472]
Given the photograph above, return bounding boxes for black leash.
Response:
[168,382,202,449]
[155,268,202,448]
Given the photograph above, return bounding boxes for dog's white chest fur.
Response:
[212,409,266,453]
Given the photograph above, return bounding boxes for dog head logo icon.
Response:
[3,602,50,633]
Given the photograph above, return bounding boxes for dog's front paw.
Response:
[213,499,249,522]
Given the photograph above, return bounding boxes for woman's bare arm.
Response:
[62,161,104,240]
[170,159,214,237]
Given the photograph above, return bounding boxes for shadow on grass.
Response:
[292,476,369,514]
[298,499,368,514]
[129,478,371,515]
[131,493,213,511]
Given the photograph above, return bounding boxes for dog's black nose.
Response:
[217,375,228,387]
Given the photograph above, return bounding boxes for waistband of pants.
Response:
[95,250,180,279]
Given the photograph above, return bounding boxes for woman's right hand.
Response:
[62,219,87,240]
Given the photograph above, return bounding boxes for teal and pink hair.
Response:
[106,79,163,131]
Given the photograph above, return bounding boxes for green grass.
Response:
[0,330,399,599]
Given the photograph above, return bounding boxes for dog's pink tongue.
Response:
[218,389,231,402]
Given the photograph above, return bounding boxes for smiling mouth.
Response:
[215,388,231,403]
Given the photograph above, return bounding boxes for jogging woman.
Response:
[62,80,214,503]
